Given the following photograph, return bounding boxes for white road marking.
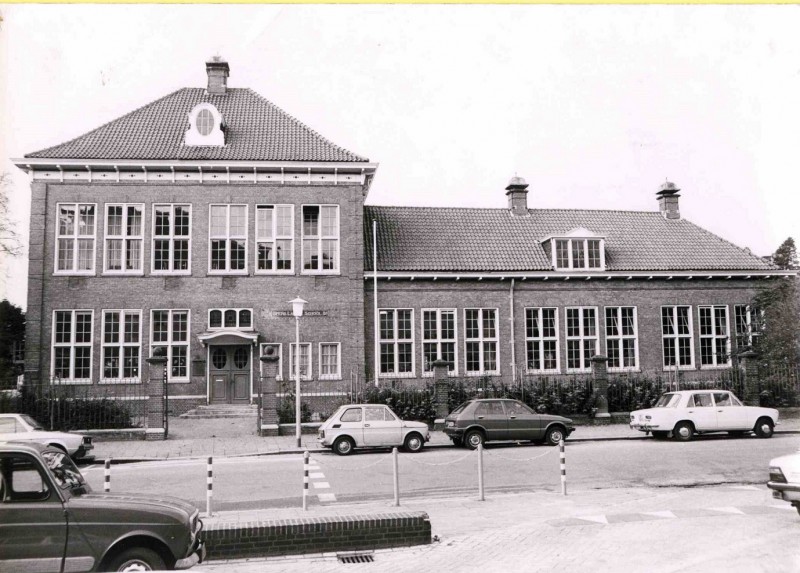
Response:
[317,493,337,502]
[709,506,746,515]
[577,515,609,524]
[642,510,677,519]
[309,472,325,479]
[312,482,331,489]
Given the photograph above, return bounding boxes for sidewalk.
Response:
[90,415,800,463]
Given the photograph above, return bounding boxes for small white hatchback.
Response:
[630,390,779,441]
[317,404,430,455]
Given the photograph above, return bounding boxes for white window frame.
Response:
[524,307,560,374]
[604,306,639,372]
[421,308,458,377]
[661,305,695,371]
[103,203,144,275]
[209,204,248,274]
[54,203,97,275]
[734,304,762,351]
[207,308,254,331]
[151,204,192,275]
[289,343,313,381]
[260,343,283,382]
[698,305,731,369]
[150,309,191,382]
[100,309,142,383]
[301,204,340,275]
[464,308,500,376]
[378,308,415,378]
[565,306,600,373]
[255,205,294,274]
[51,310,94,384]
[319,342,341,380]
[551,238,606,271]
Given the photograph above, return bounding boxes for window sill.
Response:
[54,271,95,276]
[319,375,342,381]
[465,371,500,377]
[526,369,562,375]
[661,366,696,372]
[608,367,641,374]
[103,271,145,276]
[699,364,732,370]
[208,271,249,276]
[255,270,295,276]
[422,371,459,378]
[300,271,341,276]
[151,271,192,276]
[565,368,592,374]
[99,379,142,385]
[50,379,92,385]
[379,372,416,379]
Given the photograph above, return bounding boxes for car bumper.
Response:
[175,539,206,570]
[767,481,800,502]
[630,423,661,432]
[442,427,464,439]
[72,444,94,459]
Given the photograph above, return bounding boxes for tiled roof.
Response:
[26,88,367,162]
[364,206,775,272]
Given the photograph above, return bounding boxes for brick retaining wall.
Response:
[204,511,431,560]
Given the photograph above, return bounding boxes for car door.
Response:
[0,453,68,573]
[713,392,751,430]
[505,400,542,440]
[687,392,717,430]
[334,407,365,446]
[473,401,508,441]
[362,406,403,446]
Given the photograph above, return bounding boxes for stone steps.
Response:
[180,404,259,419]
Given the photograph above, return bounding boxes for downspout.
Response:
[373,220,379,387]
[510,278,516,386]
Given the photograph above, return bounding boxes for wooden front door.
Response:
[209,345,251,404]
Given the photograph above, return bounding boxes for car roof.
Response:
[336,404,391,408]
[0,441,48,454]
[665,389,729,394]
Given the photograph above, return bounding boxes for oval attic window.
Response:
[196,109,214,136]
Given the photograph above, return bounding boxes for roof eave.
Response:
[13,157,378,173]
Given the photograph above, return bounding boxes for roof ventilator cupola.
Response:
[506,176,530,216]
[656,180,681,220]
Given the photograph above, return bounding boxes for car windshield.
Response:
[42,449,88,491]
[20,415,44,430]
[653,393,681,408]
[449,402,470,415]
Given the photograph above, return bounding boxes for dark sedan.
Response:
[443,398,575,448]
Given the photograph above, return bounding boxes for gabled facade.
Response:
[15,60,790,415]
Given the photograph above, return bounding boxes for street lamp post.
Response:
[289,297,307,448]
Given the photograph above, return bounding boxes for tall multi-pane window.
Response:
[52,310,93,382]
[422,309,457,375]
[525,308,559,373]
[302,205,339,273]
[734,304,762,351]
[105,204,143,273]
[209,205,247,272]
[465,309,499,375]
[566,307,598,371]
[553,238,603,270]
[290,343,312,380]
[319,343,341,380]
[256,205,293,273]
[605,307,638,370]
[699,305,731,367]
[56,204,96,273]
[379,309,414,377]
[102,310,141,381]
[151,310,189,380]
[152,205,190,273]
[661,306,694,369]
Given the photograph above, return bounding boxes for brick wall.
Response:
[204,511,431,560]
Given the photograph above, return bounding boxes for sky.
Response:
[1,4,799,310]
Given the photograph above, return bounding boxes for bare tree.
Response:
[0,172,22,257]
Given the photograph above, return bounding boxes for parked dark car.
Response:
[0,442,205,572]
[443,398,575,448]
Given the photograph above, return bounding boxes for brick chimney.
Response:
[656,180,681,220]
[505,176,530,216]
[206,57,230,96]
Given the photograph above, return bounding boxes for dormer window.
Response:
[547,228,606,271]
[185,103,225,146]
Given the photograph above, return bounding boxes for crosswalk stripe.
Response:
[312,481,331,489]
[709,507,746,515]
[641,510,677,519]
[317,493,337,502]
[577,515,608,524]
[309,472,325,479]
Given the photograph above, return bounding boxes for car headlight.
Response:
[318,430,325,439]
[446,421,455,427]
[770,466,787,483]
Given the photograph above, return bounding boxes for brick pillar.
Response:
[432,359,450,430]
[591,354,611,424]
[739,350,760,406]
[144,349,168,441]
[259,352,280,437]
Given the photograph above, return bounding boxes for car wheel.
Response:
[673,421,694,442]
[464,430,485,450]
[106,547,166,572]
[333,436,355,456]
[544,426,566,446]
[404,433,424,453]
[652,431,669,440]
[754,418,774,439]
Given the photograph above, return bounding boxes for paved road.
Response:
[81,433,800,511]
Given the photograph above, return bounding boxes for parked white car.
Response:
[318,404,430,455]
[0,413,94,460]
[768,450,800,515]
[629,390,779,441]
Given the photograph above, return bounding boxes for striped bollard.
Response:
[303,451,309,511]
[104,459,111,493]
[477,443,484,502]
[559,439,566,496]
[206,457,213,517]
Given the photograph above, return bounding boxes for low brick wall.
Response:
[204,511,431,560]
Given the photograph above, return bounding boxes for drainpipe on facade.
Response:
[510,278,516,386]
[373,220,379,387]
